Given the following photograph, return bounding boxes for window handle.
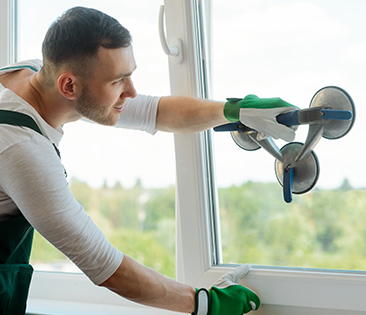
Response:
[158,5,183,64]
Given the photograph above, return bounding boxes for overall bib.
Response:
[0,110,52,314]
[0,216,34,314]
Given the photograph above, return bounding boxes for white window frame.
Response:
[1,0,365,314]
[168,1,366,314]
[0,0,17,67]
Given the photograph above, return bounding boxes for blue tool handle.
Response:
[283,166,295,203]
[213,122,245,132]
[213,122,240,132]
[321,109,352,120]
[276,110,299,126]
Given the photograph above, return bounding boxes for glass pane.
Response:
[18,0,175,278]
[211,0,366,271]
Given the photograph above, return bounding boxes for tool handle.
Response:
[213,122,249,132]
[276,110,299,126]
[214,110,300,132]
[276,108,352,127]
[283,166,295,203]
[321,109,352,120]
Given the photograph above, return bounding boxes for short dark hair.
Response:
[41,6,132,85]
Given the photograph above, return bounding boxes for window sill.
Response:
[27,271,181,315]
[195,266,366,313]
[26,299,180,315]
[28,267,366,315]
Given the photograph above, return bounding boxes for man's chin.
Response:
[94,115,120,126]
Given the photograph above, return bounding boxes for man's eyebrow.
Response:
[112,65,137,81]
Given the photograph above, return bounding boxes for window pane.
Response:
[211,0,366,271]
[18,0,176,278]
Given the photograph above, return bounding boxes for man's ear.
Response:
[57,73,78,100]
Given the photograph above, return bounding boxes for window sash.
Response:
[167,0,366,313]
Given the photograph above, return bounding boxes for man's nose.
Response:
[122,78,137,99]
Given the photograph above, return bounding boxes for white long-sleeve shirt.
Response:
[0,60,161,285]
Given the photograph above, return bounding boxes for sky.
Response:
[17,0,366,190]
[211,0,366,190]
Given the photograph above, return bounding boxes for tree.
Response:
[339,178,353,191]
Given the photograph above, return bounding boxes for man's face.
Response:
[74,46,137,126]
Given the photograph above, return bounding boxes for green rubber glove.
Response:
[224,95,299,141]
[193,265,261,315]
[224,95,296,122]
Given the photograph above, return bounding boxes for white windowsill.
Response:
[27,271,182,315]
[26,299,180,315]
[28,266,366,315]
[196,266,366,313]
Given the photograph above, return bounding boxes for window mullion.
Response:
[163,0,215,286]
[195,0,223,266]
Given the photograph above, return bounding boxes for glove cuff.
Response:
[224,98,242,122]
[192,288,209,315]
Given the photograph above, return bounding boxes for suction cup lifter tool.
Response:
[214,86,356,203]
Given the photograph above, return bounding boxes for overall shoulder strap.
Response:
[0,110,63,162]
[0,110,42,136]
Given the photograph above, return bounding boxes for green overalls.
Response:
[0,110,55,314]
[0,216,34,314]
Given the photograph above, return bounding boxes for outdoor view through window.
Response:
[18,0,176,279]
[17,0,366,278]
[211,0,366,271]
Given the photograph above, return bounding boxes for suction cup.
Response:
[230,131,261,151]
[310,86,355,139]
[275,142,319,195]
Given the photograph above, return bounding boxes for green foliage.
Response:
[31,176,366,279]
[108,224,175,278]
[31,177,176,279]
[219,182,366,271]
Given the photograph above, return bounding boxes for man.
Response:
[0,6,297,315]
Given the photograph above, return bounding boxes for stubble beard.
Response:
[75,85,119,126]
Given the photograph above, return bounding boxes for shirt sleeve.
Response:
[0,135,123,285]
[115,94,161,134]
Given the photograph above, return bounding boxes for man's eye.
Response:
[114,78,124,84]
